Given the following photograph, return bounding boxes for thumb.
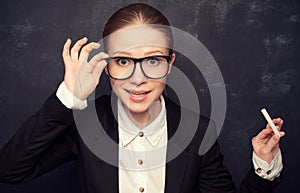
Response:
[92,60,107,84]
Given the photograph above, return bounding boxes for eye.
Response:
[116,58,129,66]
[146,57,160,66]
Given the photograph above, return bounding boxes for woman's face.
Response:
[106,25,175,114]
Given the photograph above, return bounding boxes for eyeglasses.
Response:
[106,55,172,80]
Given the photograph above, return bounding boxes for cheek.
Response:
[151,79,167,94]
[109,79,124,95]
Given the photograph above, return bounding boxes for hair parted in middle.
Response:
[102,3,173,52]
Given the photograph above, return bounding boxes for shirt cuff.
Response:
[252,149,283,181]
[56,82,88,110]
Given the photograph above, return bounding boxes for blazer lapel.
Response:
[98,93,119,143]
[165,98,190,193]
[95,94,119,193]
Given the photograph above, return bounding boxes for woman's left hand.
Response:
[252,118,285,164]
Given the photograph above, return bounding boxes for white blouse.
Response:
[118,96,167,193]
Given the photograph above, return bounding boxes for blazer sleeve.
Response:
[0,92,79,184]
[197,141,281,193]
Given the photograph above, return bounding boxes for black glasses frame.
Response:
[106,55,172,80]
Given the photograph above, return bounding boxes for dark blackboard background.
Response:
[0,0,299,192]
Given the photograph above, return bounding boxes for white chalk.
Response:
[261,108,281,137]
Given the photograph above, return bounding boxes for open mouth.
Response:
[125,89,151,96]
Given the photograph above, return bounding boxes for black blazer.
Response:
[0,92,280,193]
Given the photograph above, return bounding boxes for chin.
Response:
[124,100,152,114]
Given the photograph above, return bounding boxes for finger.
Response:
[265,118,284,135]
[264,134,281,152]
[92,60,108,84]
[273,118,284,130]
[265,123,283,138]
[89,52,109,69]
[79,42,100,62]
[255,128,273,140]
[82,52,109,74]
[71,37,88,61]
[62,38,72,64]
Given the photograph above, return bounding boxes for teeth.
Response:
[130,93,145,97]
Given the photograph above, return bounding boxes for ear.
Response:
[167,52,176,74]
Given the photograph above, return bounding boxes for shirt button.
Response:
[139,187,145,192]
[138,132,144,137]
[256,168,262,173]
[267,170,272,175]
[138,159,143,165]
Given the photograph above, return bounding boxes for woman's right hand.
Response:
[62,37,109,100]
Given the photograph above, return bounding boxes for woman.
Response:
[0,3,285,193]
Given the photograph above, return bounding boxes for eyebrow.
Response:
[113,50,165,57]
[112,51,131,56]
[144,50,165,55]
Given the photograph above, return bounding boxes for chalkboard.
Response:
[0,0,299,192]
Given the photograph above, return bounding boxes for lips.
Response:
[125,89,151,102]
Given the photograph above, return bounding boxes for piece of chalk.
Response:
[261,108,281,137]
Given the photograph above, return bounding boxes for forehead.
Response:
[106,25,170,55]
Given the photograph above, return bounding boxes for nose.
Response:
[129,62,147,85]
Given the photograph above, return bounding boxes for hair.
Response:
[102,3,173,51]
